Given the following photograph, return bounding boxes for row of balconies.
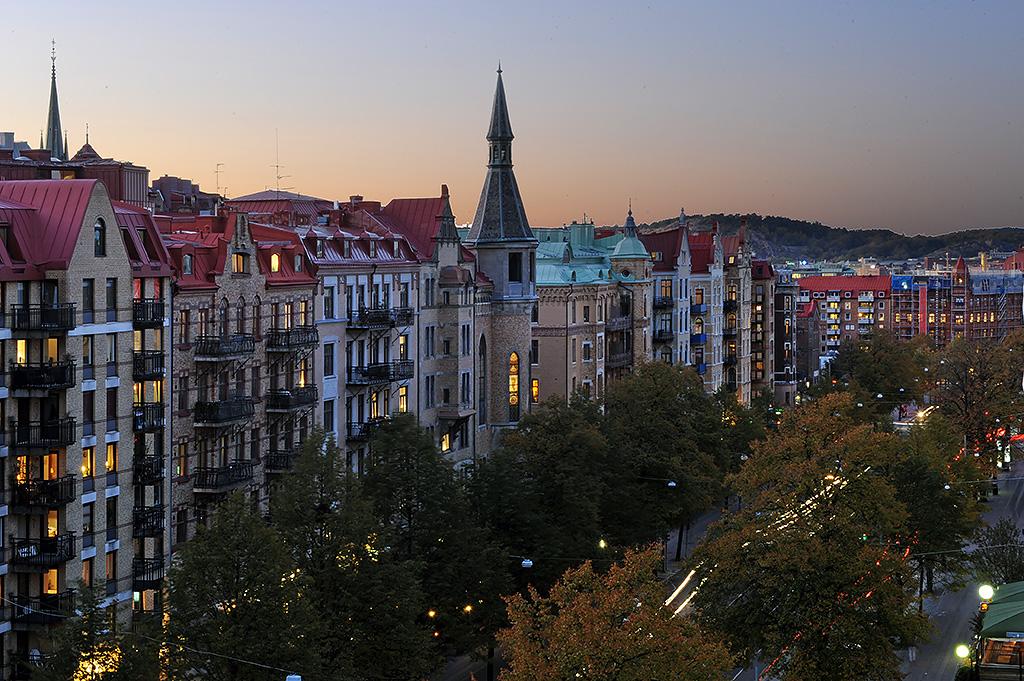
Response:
[2,299,165,334]
[193,326,319,361]
[192,387,319,427]
[4,352,164,390]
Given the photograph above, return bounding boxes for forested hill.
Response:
[636,214,1024,261]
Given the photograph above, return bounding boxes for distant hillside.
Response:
[636,214,1024,262]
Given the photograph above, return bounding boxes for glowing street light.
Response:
[520,558,533,569]
[979,584,995,601]
[598,538,608,550]
[955,643,971,660]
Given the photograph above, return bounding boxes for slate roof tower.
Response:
[45,42,66,160]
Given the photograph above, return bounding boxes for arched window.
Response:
[726,313,736,330]
[94,218,106,257]
[252,296,262,340]
[508,352,520,422]
[219,299,230,336]
[236,298,246,335]
[478,336,487,424]
[270,253,281,273]
[182,254,193,275]
[693,317,704,335]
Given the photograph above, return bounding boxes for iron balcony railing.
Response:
[653,296,674,309]
[10,533,75,569]
[9,476,76,508]
[653,329,674,343]
[690,333,707,345]
[347,419,385,442]
[690,302,708,315]
[132,402,166,433]
[10,304,76,333]
[606,316,630,332]
[8,590,75,627]
[193,397,256,427]
[193,334,255,360]
[133,505,165,538]
[347,360,414,385]
[132,558,165,590]
[606,351,631,368]
[192,460,254,492]
[388,360,414,381]
[723,326,737,338]
[265,446,299,472]
[133,456,164,485]
[265,386,319,412]
[723,299,738,312]
[132,298,165,328]
[132,350,165,381]
[9,360,75,391]
[7,418,77,449]
[350,306,415,328]
[265,325,319,351]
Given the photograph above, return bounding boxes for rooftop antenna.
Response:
[215,162,224,196]
[272,128,292,195]
[85,123,89,145]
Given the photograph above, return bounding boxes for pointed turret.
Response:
[45,42,65,160]
[466,67,535,245]
[612,204,649,260]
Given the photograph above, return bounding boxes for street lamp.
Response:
[980,584,995,601]
[955,644,971,660]
[598,538,608,550]
[520,558,533,569]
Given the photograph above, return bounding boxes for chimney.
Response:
[441,184,449,198]
[349,195,363,207]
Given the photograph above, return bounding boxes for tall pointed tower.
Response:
[466,67,537,429]
[45,42,65,160]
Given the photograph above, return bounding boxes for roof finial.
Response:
[51,39,56,78]
[628,197,632,217]
[497,60,502,75]
[85,123,89,144]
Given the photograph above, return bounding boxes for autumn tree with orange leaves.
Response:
[498,545,731,681]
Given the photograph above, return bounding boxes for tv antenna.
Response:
[215,163,224,196]
[272,129,292,195]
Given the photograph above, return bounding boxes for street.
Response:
[903,461,1024,680]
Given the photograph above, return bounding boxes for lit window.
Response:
[232,252,249,273]
[270,253,281,273]
[508,352,520,421]
[531,379,540,404]
[441,432,451,452]
[398,386,408,413]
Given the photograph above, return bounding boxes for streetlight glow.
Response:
[979,584,995,601]
[955,643,971,659]
[598,538,608,550]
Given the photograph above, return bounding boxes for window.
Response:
[106,442,118,473]
[583,342,592,362]
[508,252,523,283]
[105,549,117,594]
[270,253,281,273]
[368,241,377,258]
[323,400,335,433]
[531,378,540,404]
[399,334,409,360]
[83,391,95,436]
[571,339,577,363]
[175,508,188,545]
[82,557,93,587]
[294,255,303,272]
[530,339,539,365]
[82,446,95,479]
[461,371,470,404]
[233,252,250,273]
[82,279,95,323]
[315,239,325,258]
[175,441,188,478]
[82,337,94,379]
[441,432,451,453]
[94,218,106,257]
[508,352,520,421]
[461,324,470,356]
[182,254,193,275]
[106,388,118,432]
[424,327,435,358]
[424,375,435,408]
[323,343,335,377]
[105,278,117,321]
[106,333,117,370]
[583,305,590,322]
[398,385,408,413]
[324,285,335,319]
[342,241,351,258]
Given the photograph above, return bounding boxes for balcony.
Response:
[690,333,707,345]
[690,302,708,315]
[193,334,255,361]
[653,296,674,309]
[133,558,165,591]
[265,386,319,413]
[347,419,385,443]
[437,403,475,421]
[192,460,254,493]
[350,306,415,329]
[695,362,707,375]
[193,397,256,427]
[347,360,414,386]
[653,328,674,343]
[265,446,299,472]
[265,325,319,352]
[133,505,165,538]
[133,456,164,486]
[132,350,165,381]
[606,351,631,368]
[858,293,874,302]
[9,360,75,392]
[7,418,76,449]
[132,298,165,329]
[724,355,738,367]
[10,303,76,333]
[388,360,414,381]
[858,317,873,325]
[132,402,166,432]
[723,299,738,312]
[723,327,737,338]
[10,533,75,569]
[606,316,630,332]
[8,590,75,628]
[9,476,76,509]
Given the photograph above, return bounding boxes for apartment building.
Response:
[773,269,799,407]
[0,179,173,671]
[532,213,653,402]
[644,218,690,366]
[797,275,891,353]
[686,228,726,393]
[722,227,752,403]
[750,259,775,398]
[157,210,319,544]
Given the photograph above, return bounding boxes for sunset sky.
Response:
[4,1,1023,234]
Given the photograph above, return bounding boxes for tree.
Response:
[31,585,128,681]
[272,428,436,680]
[166,492,316,681]
[831,334,930,424]
[692,393,928,680]
[498,545,731,681]
[601,363,723,554]
[364,415,510,656]
[972,518,1024,585]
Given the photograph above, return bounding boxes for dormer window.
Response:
[393,240,400,257]
[232,252,250,274]
[182,254,193,275]
[343,241,351,258]
[368,241,377,258]
[294,255,303,272]
[270,253,281,273]
[315,240,325,258]
[94,218,107,257]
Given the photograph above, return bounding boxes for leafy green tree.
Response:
[364,415,510,656]
[692,393,928,680]
[498,546,732,681]
[601,363,723,554]
[31,585,124,681]
[272,428,435,680]
[831,334,930,423]
[166,492,316,681]
[972,518,1024,585]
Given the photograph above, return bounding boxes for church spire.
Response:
[487,64,514,144]
[45,40,66,161]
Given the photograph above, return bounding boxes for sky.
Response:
[3,1,1023,235]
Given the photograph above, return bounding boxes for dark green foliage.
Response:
[972,518,1024,585]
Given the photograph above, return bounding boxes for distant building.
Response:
[797,275,891,352]
[774,269,799,407]
[750,259,775,398]
[151,175,222,214]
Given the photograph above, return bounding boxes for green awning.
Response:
[992,582,1024,605]
[981,601,1024,639]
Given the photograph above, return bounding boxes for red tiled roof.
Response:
[797,274,890,293]
[722,234,741,259]
[380,196,447,259]
[638,229,682,273]
[688,231,716,274]
[797,300,816,318]
[752,259,774,280]
[0,179,96,268]
[1004,250,1024,271]
[112,201,174,277]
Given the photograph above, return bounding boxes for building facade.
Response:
[773,269,799,407]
